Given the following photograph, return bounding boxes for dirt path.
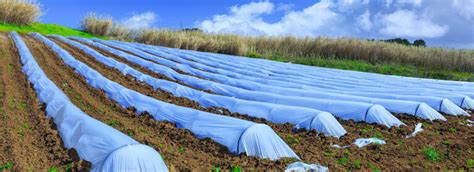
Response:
[23,35,298,170]
[0,33,81,171]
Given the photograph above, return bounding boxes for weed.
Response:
[372,133,384,140]
[281,157,299,164]
[352,159,362,169]
[441,140,450,145]
[231,165,243,172]
[7,64,14,71]
[125,129,134,137]
[65,163,72,171]
[360,127,374,134]
[367,162,381,172]
[0,162,14,170]
[22,123,30,130]
[338,157,348,165]
[212,166,221,172]
[344,149,351,156]
[285,134,300,144]
[448,128,457,133]
[18,102,27,110]
[178,146,185,153]
[105,119,120,127]
[467,159,474,168]
[161,154,166,160]
[423,147,440,161]
[47,167,59,172]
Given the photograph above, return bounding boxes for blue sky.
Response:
[38,0,474,49]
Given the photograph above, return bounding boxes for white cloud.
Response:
[356,10,372,31]
[397,0,423,6]
[122,12,156,29]
[199,1,274,35]
[198,1,338,36]
[196,0,472,48]
[452,0,474,20]
[379,10,448,38]
[337,0,370,9]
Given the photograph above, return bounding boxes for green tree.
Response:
[413,39,426,47]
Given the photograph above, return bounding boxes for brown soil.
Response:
[21,35,302,171]
[0,33,87,171]
[92,40,474,171]
[1,33,471,171]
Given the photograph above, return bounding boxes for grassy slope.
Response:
[0,22,105,38]
[246,53,474,82]
[1,22,471,82]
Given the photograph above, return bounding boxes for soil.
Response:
[0,32,472,171]
[21,35,301,171]
[0,33,87,171]
[89,39,474,171]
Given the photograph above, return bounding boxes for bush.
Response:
[81,13,113,36]
[0,0,41,25]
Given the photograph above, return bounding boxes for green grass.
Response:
[246,53,474,82]
[0,22,105,39]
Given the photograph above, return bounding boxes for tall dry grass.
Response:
[82,14,474,73]
[0,0,41,25]
[81,13,113,36]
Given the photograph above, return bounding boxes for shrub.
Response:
[81,13,113,36]
[0,0,41,25]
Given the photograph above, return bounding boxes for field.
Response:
[0,31,473,171]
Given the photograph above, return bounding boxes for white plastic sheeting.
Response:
[354,138,386,148]
[285,162,328,172]
[180,46,474,94]
[76,37,404,127]
[11,32,168,172]
[406,123,423,138]
[167,46,474,108]
[102,40,445,121]
[33,33,298,160]
[52,35,346,138]
[139,44,473,110]
[142,46,468,116]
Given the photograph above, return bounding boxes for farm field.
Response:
[0,31,473,171]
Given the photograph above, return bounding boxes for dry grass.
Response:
[81,14,474,74]
[0,0,41,25]
[81,13,112,36]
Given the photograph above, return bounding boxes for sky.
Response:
[38,0,474,49]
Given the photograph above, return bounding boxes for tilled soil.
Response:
[22,35,300,170]
[1,33,472,171]
[0,33,87,171]
[94,40,474,171]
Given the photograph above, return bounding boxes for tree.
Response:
[413,39,426,47]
